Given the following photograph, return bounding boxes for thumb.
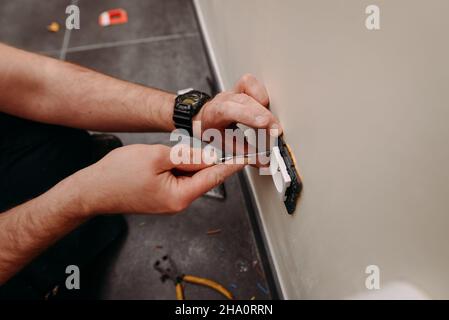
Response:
[178,163,245,202]
[169,144,218,172]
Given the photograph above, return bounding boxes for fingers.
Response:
[233,73,270,107]
[168,144,217,171]
[177,162,245,203]
[220,99,282,135]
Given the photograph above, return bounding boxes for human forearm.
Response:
[0,175,89,284]
[0,43,175,132]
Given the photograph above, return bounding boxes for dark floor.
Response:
[0,0,272,299]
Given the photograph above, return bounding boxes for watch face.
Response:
[176,91,210,119]
[181,92,200,105]
[181,97,197,105]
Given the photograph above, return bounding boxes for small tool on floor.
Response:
[154,255,233,300]
[99,8,128,27]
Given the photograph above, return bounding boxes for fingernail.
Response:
[255,115,268,125]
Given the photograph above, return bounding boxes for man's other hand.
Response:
[194,74,283,135]
[73,144,244,216]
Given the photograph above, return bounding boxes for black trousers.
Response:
[0,113,125,298]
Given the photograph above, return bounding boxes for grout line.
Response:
[47,32,198,56]
[59,0,78,60]
[59,25,72,60]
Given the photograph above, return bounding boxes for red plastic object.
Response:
[99,8,128,27]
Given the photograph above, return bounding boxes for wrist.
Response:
[35,172,97,227]
[143,88,176,132]
[161,92,177,132]
[63,168,99,219]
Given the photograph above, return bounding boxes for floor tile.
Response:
[0,0,68,52]
[69,0,198,47]
[65,36,212,94]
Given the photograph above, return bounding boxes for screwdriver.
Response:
[214,151,271,164]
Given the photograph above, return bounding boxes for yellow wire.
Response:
[183,275,233,300]
[176,283,184,300]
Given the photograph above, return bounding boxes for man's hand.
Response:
[194,74,282,135]
[0,144,244,283]
[74,144,244,216]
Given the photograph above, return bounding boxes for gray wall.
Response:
[195,0,449,299]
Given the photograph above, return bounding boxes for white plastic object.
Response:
[270,146,291,200]
[99,12,111,26]
[177,88,194,95]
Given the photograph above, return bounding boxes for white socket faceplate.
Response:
[270,146,291,200]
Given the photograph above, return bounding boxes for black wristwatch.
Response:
[173,90,211,136]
